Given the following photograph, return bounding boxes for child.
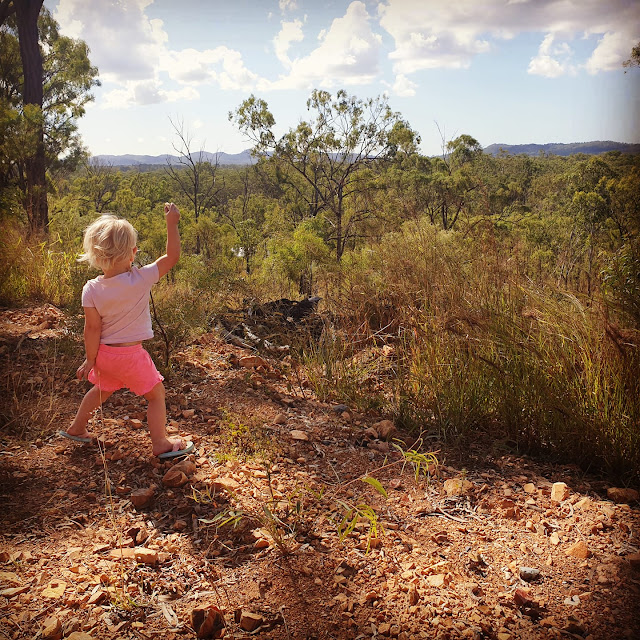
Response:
[59,203,194,460]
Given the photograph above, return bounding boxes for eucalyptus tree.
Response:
[0,2,98,232]
[231,89,418,261]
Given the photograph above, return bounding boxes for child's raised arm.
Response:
[155,202,181,279]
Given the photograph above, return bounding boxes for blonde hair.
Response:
[78,215,138,271]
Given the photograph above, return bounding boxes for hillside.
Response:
[91,150,255,167]
[91,141,639,167]
[0,305,639,640]
[483,141,640,157]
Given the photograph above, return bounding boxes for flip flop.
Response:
[59,430,93,444]
[158,441,195,460]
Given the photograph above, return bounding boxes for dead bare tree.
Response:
[165,116,221,253]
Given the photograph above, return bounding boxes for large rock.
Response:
[566,541,591,559]
[240,611,264,632]
[162,469,189,487]
[130,488,155,508]
[607,487,639,504]
[191,606,225,639]
[373,420,397,440]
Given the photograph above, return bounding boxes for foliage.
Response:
[0,6,99,229]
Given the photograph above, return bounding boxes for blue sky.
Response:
[44,0,640,157]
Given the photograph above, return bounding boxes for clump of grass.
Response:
[214,410,275,462]
[0,224,84,307]
[311,219,640,484]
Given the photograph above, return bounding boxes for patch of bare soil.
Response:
[1,306,639,640]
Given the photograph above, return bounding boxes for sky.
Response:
[43,0,640,157]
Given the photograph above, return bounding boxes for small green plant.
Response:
[392,438,440,482]
[198,507,245,531]
[337,502,384,553]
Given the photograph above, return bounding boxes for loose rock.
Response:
[551,482,570,502]
[130,487,155,508]
[607,487,639,504]
[373,420,397,440]
[240,611,264,632]
[566,540,591,559]
[162,469,189,487]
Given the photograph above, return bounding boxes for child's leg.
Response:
[144,382,186,456]
[66,385,113,437]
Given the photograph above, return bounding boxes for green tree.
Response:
[231,90,418,260]
[0,3,99,232]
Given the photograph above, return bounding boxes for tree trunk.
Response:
[16,0,48,233]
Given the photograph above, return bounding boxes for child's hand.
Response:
[76,359,95,381]
[164,202,180,224]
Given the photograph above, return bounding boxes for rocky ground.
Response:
[0,305,639,640]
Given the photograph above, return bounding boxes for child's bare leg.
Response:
[67,386,113,437]
[144,382,184,456]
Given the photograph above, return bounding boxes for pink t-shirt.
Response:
[81,263,160,344]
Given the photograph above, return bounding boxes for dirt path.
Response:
[1,306,639,640]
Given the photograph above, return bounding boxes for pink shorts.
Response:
[88,344,163,396]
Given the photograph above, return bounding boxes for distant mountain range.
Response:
[91,141,639,167]
[90,150,255,167]
[483,141,640,157]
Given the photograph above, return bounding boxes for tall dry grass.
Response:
[308,219,639,484]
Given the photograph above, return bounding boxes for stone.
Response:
[182,409,196,418]
[607,487,639,504]
[129,418,144,429]
[378,623,392,635]
[162,469,189,487]
[332,404,349,413]
[173,519,188,532]
[566,541,591,559]
[42,580,67,598]
[519,567,540,582]
[109,547,158,565]
[239,355,268,369]
[42,616,62,640]
[626,553,640,570]
[551,482,570,502]
[240,612,264,632]
[408,586,419,606]
[130,488,155,508]
[426,574,447,587]
[443,478,473,496]
[191,605,225,639]
[373,420,397,440]
[523,483,536,494]
[211,477,240,492]
[273,413,287,424]
[513,588,536,607]
[290,430,309,441]
[172,459,196,476]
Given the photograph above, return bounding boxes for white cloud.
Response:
[528,33,576,77]
[159,47,258,91]
[279,0,298,12]
[378,0,640,76]
[392,74,417,96]
[585,31,634,73]
[54,0,167,84]
[273,19,305,67]
[266,1,382,90]
[102,81,198,109]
